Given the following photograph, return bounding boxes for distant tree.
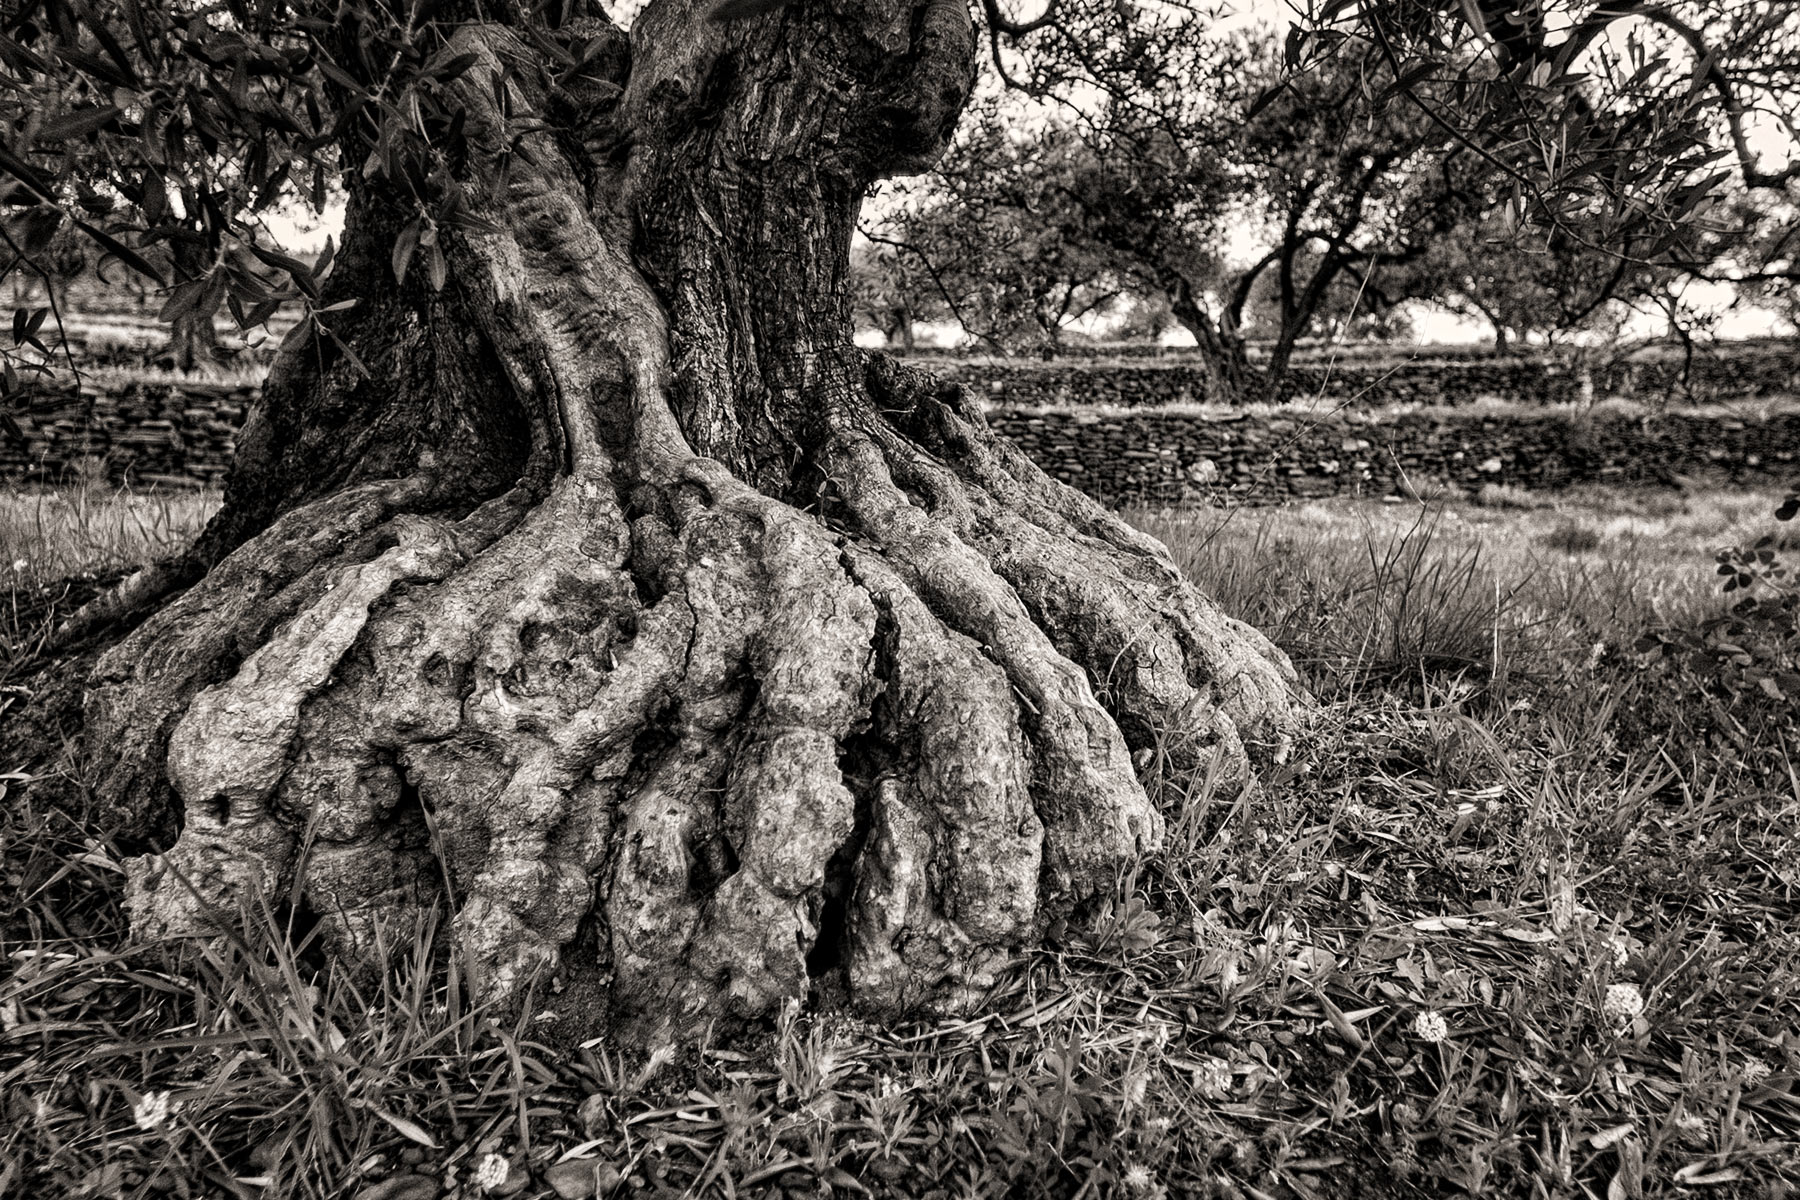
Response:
[1240,254,1417,347]
[1695,194,1800,336]
[1109,292,1177,343]
[1222,46,1495,373]
[868,119,1125,354]
[974,0,1800,387]
[848,240,929,351]
[1390,215,1647,351]
[895,37,1490,392]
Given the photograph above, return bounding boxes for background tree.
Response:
[1383,212,1652,351]
[868,118,1126,354]
[878,32,1499,393]
[849,240,933,351]
[3,0,1301,1048]
[967,0,1799,385]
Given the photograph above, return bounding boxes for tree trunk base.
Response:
[88,365,1302,1044]
[77,23,1305,1047]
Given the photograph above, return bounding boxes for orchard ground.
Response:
[2,476,1797,1198]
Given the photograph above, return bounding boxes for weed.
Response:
[1539,520,1602,553]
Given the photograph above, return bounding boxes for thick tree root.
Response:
[83,23,1305,1046]
[100,430,1300,1043]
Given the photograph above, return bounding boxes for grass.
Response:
[0,483,218,689]
[3,483,1798,1198]
[1137,487,1786,699]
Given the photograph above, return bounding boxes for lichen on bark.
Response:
[77,0,1305,1046]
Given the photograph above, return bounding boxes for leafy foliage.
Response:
[938,0,1799,381]
[0,0,604,400]
[1624,489,1800,751]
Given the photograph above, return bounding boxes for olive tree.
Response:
[971,0,1798,391]
[7,0,1792,1050]
[866,119,1128,354]
[4,0,1302,1047]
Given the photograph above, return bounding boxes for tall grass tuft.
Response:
[0,481,217,674]
[1135,490,1763,700]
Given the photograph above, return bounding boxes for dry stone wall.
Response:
[925,343,1800,409]
[1,378,250,488]
[989,402,1800,506]
[5,365,1800,508]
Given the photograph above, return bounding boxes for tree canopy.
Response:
[857,0,1796,371]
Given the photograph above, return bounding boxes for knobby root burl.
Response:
[78,22,1304,1048]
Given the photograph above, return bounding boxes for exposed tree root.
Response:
[96,399,1302,1043]
[80,21,1306,1047]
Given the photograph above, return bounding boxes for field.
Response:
[3,481,1798,1198]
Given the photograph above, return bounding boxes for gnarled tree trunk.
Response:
[1167,276,1262,403]
[79,0,1302,1047]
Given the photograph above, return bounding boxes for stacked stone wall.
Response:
[921,342,1800,409]
[6,366,1800,508]
[989,402,1800,506]
[1,378,251,488]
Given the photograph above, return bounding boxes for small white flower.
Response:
[474,1153,510,1192]
[1411,1010,1449,1044]
[1122,1070,1148,1107]
[1586,642,1607,671]
[1193,1055,1232,1099]
[1742,1058,1772,1084]
[1123,1162,1156,1192]
[1601,982,1645,1029]
[132,1090,176,1131]
[10,559,26,573]
[1602,936,1630,968]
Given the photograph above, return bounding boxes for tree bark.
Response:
[78,0,1304,1047]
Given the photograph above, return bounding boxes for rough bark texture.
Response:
[78,0,1304,1047]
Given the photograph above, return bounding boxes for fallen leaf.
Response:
[1674,1163,1743,1186]
[546,1159,612,1199]
[351,1176,437,1200]
[1588,1123,1634,1150]
[370,1109,438,1149]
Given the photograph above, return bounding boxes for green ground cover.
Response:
[1,483,1796,1199]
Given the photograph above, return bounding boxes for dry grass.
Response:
[0,483,217,679]
[0,484,217,588]
[1134,486,1786,699]
[1,483,1797,1199]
